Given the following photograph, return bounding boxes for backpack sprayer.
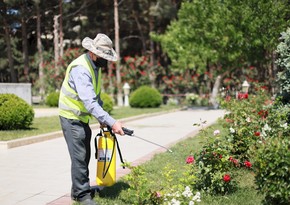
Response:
[95,127,172,187]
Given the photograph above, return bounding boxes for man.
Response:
[59,33,124,205]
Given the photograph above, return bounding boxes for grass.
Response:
[0,105,179,141]
[83,122,264,205]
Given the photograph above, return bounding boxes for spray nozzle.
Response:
[121,127,173,153]
[122,127,134,136]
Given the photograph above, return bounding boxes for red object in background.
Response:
[223,174,231,182]
[258,110,268,119]
[186,155,195,164]
[254,131,261,136]
[244,161,252,168]
[237,92,248,99]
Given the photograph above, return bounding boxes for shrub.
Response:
[101,92,114,114]
[129,86,162,108]
[193,138,238,195]
[45,91,60,107]
[253,137,290,205]
[220,89,272,161]
[275,27,290,104]
[0,94,34,130]
[185,93,199,106]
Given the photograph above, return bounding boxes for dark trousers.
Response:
[60,116,92,201]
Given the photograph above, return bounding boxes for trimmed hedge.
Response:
[45,91,60,107]
[101,92,114,113]
[129,86,162,108]
[0,94,34,130]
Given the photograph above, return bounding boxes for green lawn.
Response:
[0,105,179,141]
[83,122,263,205]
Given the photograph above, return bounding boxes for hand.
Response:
[112,121,124,135]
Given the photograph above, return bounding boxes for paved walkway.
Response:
[0,108,225,205]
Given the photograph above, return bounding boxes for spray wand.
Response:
[122,127,173,153]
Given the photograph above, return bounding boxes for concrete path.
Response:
[0,108,225,205]
[34,108,60,118]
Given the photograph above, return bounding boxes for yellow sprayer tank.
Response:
[96,130,116,186]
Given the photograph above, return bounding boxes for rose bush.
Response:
[191,129,238,195]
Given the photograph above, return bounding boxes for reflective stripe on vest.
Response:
[59,54,101,123]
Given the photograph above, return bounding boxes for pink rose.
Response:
[186,155,195,164]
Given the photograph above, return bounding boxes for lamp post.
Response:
[242,80,250,93]
[123,82,130,106]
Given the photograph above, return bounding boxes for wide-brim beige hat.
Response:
[82,33,118,62]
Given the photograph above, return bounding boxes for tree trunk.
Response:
[21,3,30,82]
[114,0,123,106]
[210,75,221,109]
[149,15,155,88]
[3,18,17,82]
[36,2,44,97]
[59,0,64,57]
[132,10,146,54]
[53,15,59,74]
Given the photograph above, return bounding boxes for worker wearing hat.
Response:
[59,33,124,205]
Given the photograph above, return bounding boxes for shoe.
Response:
[90,186,101,198]
[80,198,98,205]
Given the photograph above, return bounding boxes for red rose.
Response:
[254,131,260,136]
[258,110,268,119]
[229,156,233,161]
[238,92,248,100]
[186,155,195,164]
[244,160,252,168]
[223,174,231,182]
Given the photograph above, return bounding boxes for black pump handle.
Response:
[122,127,134,136]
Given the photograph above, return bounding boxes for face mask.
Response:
[93,58,108,68]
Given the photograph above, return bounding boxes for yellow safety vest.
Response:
[59,54,101,123]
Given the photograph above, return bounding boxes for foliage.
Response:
[0,0,181,88]
[121,162,151,204]
[119,56,154,91]
[192,129,239,195]
[100,92,114,114]
[252,137,290,205]
[93,122,263,204]
[121,161,201,205]
[153,0,290,91]
[45,91,60,107]
[0,94,34,130]
[42,48,83,94]
[275,27,290,103]
[129,85,162,108]
[162,186,201,205]
[220,88,272,160]
[186,93,199,105]
[220,89,290,204]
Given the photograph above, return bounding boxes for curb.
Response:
[0,108,183,150]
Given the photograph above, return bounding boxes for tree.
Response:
[153,0,290,94]
[34,0,44,96]
[114,0,122,106]
[0,0,18,82]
